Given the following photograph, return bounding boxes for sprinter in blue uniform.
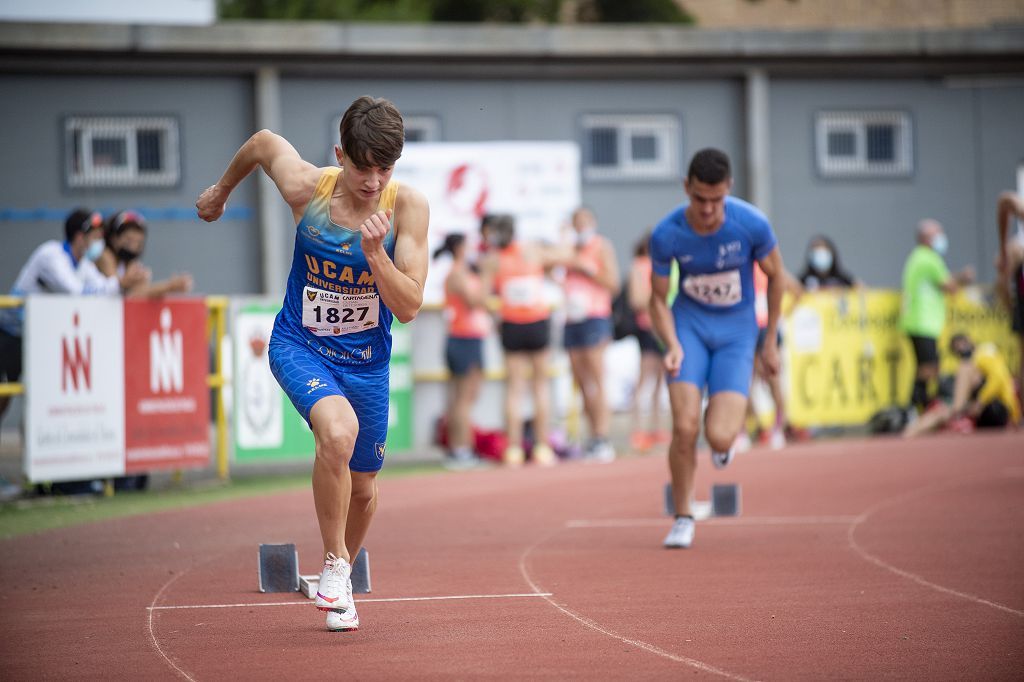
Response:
[197,96,429,632]
[649,148,784,550]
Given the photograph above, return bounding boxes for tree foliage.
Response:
[217,0,691,23]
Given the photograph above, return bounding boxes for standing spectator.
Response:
[563,207,619,461]
[98,210,193,297]
[900,219,975,412]
[798,235,859,291]
[996,191,1024,403]
[435,233,489,468]
[0,208,148,423]
[628,231,667,452]
[479,215,558,467]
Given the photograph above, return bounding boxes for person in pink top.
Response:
[628,231,668,452]
[563,207,620,461]
[435,233,491,468]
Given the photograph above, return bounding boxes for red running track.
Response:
[1,432,1022,680]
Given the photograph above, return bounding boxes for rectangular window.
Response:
[64,116,180,188]
[403,115,441,143]
[815,111,912,178]
[581,114,680,181]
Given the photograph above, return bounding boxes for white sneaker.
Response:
[711,447,735,469]
[315,553,353,612]
[769,427,786,451]
[734,432,752,454]
[663,516,695,549]
[589,439,616,463]
[326,604,359,632]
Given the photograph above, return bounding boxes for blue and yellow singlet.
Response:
[273,167,399,367]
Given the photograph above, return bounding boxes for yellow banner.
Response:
[783,288,1018,428]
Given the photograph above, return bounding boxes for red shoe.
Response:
[630,431,653,452]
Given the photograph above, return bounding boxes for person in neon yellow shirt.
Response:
[904,333,1021,437]
[900,219,974,411]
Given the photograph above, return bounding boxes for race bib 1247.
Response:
[682,270,742,307]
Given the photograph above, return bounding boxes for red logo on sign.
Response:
[61,312,91,393]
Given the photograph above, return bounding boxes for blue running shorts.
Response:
[268,337,390,473]
[668,308,757,397]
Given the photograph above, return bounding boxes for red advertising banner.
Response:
[123,299,210,473]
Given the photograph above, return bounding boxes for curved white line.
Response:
[847,477,1024,618]
[518,530,757,682]
[147,565,199,682]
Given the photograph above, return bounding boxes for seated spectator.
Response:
[0,208,148,423]
[798,235,858,291]
[99,210,193,297]
[903,332,1021,437]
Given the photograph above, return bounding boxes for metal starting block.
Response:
[299,547,372,599]
[258,543,299,593]
[663,482,740,518]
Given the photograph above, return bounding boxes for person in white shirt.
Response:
[0,208,148,421]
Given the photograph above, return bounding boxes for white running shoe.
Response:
[768,427,786,451]
[711,447,735,469]
[315,553,353,613]
[326,604,359,632]
[734,432,752,454]
[663,516,695,549]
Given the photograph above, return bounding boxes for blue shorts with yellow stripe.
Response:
[268,334,390,473]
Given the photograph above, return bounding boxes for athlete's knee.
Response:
[350,474,378,512]
[704,424,736,453]
[672,414,700,445]
[315,424,358,472]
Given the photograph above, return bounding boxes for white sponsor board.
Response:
[25,296,125,482]
[394,141,581,306]
[234,310,283,449]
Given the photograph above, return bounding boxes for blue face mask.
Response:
[931,233,948,256]
[85,239,105,262]
[809,247,833,273]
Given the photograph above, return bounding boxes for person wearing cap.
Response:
[899,219,975,412]
[903,332,1021,437]
[98,210,193,297]
[0,208,149,422]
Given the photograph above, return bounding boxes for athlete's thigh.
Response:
[336,363,391,473]
[668,316,710,390]
[268,339,345,425]
[707,328,757,397]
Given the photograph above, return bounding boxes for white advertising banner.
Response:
[394,141,581,305]
[25,296,125,482]
[233,308,283,450]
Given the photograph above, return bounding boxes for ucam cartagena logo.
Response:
[61,312,91,393]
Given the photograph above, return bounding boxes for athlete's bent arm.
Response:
[196,129,321,223]
[362,186,429,324]
[650,272,682,374]
[757,246,785,377]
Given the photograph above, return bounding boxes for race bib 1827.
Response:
[302,286,380,337]
[682,270,742,307]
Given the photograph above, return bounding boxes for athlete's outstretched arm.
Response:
[196,129,321,223]
[361,185,429,324]
[757,246,784,376]
[650,272,682,374]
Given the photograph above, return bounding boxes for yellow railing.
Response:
[0,295,231,481]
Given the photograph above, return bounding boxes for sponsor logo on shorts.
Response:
[375,442,386,460]
[306,378,325,394]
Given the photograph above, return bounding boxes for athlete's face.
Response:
[336,146,394,202]
[684,177,732,232]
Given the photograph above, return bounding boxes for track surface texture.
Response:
[1,432,1022,680]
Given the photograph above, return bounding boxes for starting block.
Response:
[299,547,372,599]
[258,543,300,593]
[663,482,741,518]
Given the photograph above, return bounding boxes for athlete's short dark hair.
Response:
[339,96,404,169]
[64,208,102,242]
[687,148,732,185]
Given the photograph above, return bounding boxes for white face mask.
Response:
[85,239,105,262]
[575,228,596,246]
[931,233,948,256]
[809,247,833,273]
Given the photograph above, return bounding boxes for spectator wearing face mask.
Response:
[0,208,149,424]
[798,235,858,291]
[98,210,193,297]
[900,219,975,412]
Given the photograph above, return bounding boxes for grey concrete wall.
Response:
[0,74,261,296]
[279,77,745,274]
[768,78,1024,287]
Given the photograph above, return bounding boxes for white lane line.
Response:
[518,532,757,682]
[148,565,200,682]
[847,476,1024,618]
[566,516,858,528]
[148,592,553,611]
